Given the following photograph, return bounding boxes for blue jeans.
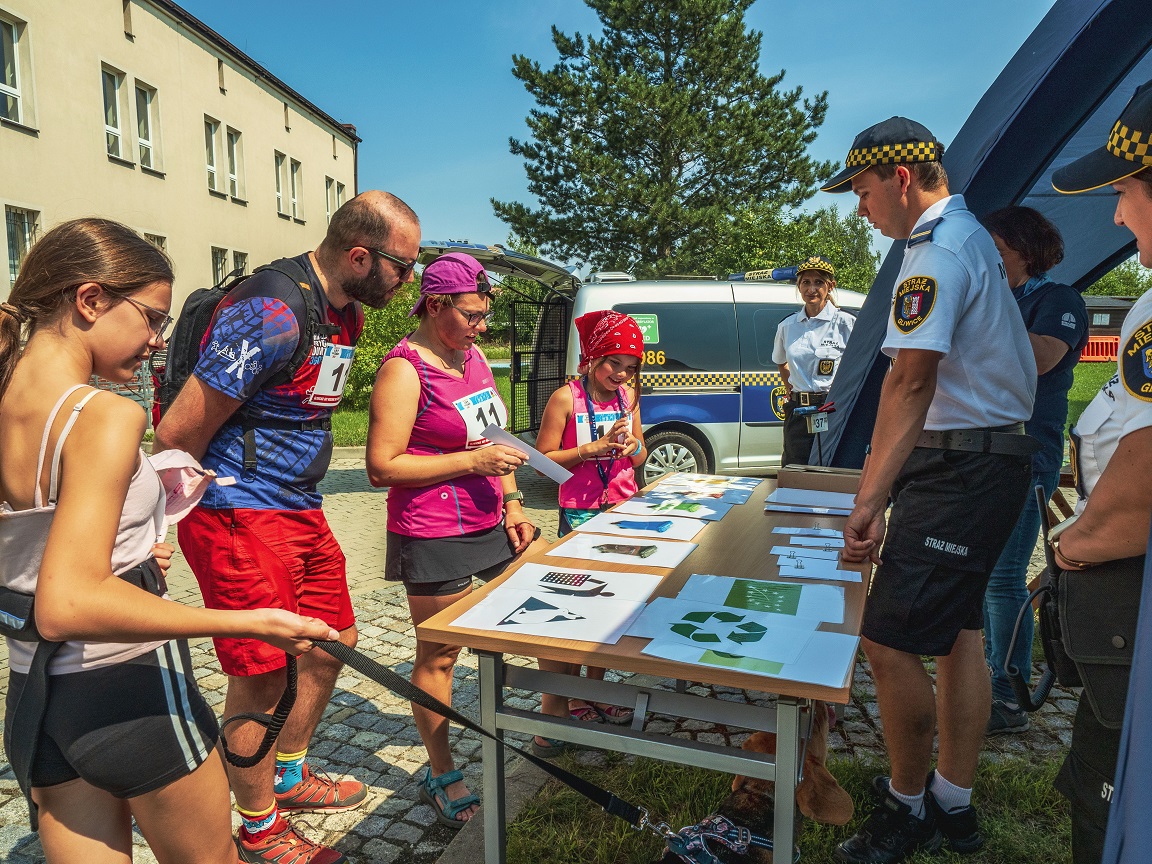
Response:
[982,468,1059,703]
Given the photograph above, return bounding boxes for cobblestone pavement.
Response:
[0,459,1079,862]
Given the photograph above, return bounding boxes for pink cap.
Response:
[410,252,492,317]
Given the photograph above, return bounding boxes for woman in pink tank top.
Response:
[0,220,335,862]
[533,310,647,747]
[366,252,542,827]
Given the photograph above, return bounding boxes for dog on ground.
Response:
[652,701,853,863]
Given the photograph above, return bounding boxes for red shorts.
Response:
[178,507,354,676]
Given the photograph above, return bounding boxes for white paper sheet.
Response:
[546,533,698,569]
[772,526,844,538]
[789,536,845,549]
[677,574,845,624]
[481,424,573,484]
[499,563,662,603]
[450,587,645,643]
[765,503,853,517]
[777,563,862,583]
[765,487,856,509]
[643,631,860,689]
[770,546,840,561]
[572,510,707,542]
[611,497,732,522]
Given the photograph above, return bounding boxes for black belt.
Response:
[6,557,167,831]
[791,391,827,408]
[236,414,332,474]
[916,424,1040,457]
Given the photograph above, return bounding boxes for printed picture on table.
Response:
[670,610,768,645]
[497,596,585,627]
[535,571,616,597]
[725,580,802,615]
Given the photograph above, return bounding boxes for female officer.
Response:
[1049,79,1152,862]
[772,256,856,465]
[366,252,541,828]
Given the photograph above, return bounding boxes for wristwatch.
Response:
[1051,537,1096,571]
[502,491,525,505]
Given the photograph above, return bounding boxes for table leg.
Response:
[478,651,507,864]
[774,696,802,862]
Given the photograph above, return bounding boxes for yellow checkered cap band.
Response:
[845,140,938,168]
[797,256,835,277]
[1107,121,1152,166]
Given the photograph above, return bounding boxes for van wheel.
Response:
[643,431,709,486]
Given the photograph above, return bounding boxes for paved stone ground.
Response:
[0,459,1078,862]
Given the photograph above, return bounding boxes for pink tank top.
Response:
[558,379,638,509]
[385,338,507,537]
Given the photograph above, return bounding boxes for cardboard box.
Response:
[776,465,861,496]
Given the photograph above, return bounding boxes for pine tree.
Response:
[492,0,835,275]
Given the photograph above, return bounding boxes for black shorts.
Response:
[386,524,517,597]
[862,447,1030,655]
[781,403,816,467]
[3,640,219,797]
[1055,696,1121,864]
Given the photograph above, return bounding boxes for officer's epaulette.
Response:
[907,217,943,248]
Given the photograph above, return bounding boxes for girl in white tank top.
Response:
[0,219,338,863]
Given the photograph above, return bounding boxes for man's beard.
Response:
[341,259,397,308]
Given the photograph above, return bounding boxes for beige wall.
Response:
[0,0,357,307]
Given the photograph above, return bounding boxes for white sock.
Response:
[887,780,926,819]
[929,770,972,812]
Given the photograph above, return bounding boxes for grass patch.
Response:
[1067,362,1114,429]
[331,367,512,448]
[507,753,1069,864]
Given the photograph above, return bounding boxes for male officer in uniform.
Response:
[1049,80,1152,863]
[825,119,1037,863]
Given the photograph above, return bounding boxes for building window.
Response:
[233,250,248,276]
[135,83,158,169]
[1092,312,1111,327]
[289,159,302,219]
[226,127,243,198]
[102,67,126,158]
[325,177,334,224]
[204,117,220,191]
[143,232,166,251]
[336,182,346,208]
[5,205,39,288]
[211,246,229,284]
[0,16,21,123]
[274,151,286,214]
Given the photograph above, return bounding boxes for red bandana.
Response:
[575,310,645,373]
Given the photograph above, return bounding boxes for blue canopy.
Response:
[819,0,1152,466]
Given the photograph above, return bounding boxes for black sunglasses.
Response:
[346,246,418,277]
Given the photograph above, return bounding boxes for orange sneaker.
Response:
[236,818,347,864]
[274,764,367,813]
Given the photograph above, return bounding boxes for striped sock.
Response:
[274,748,308,794]
[238,801,281,840]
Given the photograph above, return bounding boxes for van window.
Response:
[614,302,737,372]
[738,304,796,368]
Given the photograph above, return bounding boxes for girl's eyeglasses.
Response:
[124,296,174,342]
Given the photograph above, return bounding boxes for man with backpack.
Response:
[155,190,419,864]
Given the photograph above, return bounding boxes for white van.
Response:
[417,243,866,484]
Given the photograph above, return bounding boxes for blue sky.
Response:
[179,0,1057,257]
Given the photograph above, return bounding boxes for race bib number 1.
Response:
[574,410,627,457]
[306,344,355,407]
[453,387,508,449]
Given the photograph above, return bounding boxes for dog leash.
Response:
[219,641,788,862]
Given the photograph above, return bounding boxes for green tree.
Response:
[1084,258,1152,297]
[493,0,834,276]
[341,280,420,411]
[702,204,880,292]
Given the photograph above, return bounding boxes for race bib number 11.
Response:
[306,344,355,407]
[453,387,508,449]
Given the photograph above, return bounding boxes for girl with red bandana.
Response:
[532,310,646,744]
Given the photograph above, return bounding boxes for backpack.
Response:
[155,258,337,420]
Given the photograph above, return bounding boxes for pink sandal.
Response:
[594,703,635,725]
[568,702,605,723]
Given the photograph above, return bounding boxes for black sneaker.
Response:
[925,771,985,854]
[986,699,1030,735]
[835,776,943,864]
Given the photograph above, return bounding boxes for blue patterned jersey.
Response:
[194,254,363,510]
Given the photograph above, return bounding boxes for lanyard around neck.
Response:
[580,376,626,493]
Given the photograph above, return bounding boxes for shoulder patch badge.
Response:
[1121,318,1152,402]
[818,359,836,376]
[893,276,938,334]
[770,385,788,421]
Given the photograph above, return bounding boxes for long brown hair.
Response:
[0,218,173,397]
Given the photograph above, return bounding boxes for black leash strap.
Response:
[220,655,298,768]
[311,639,648,829]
